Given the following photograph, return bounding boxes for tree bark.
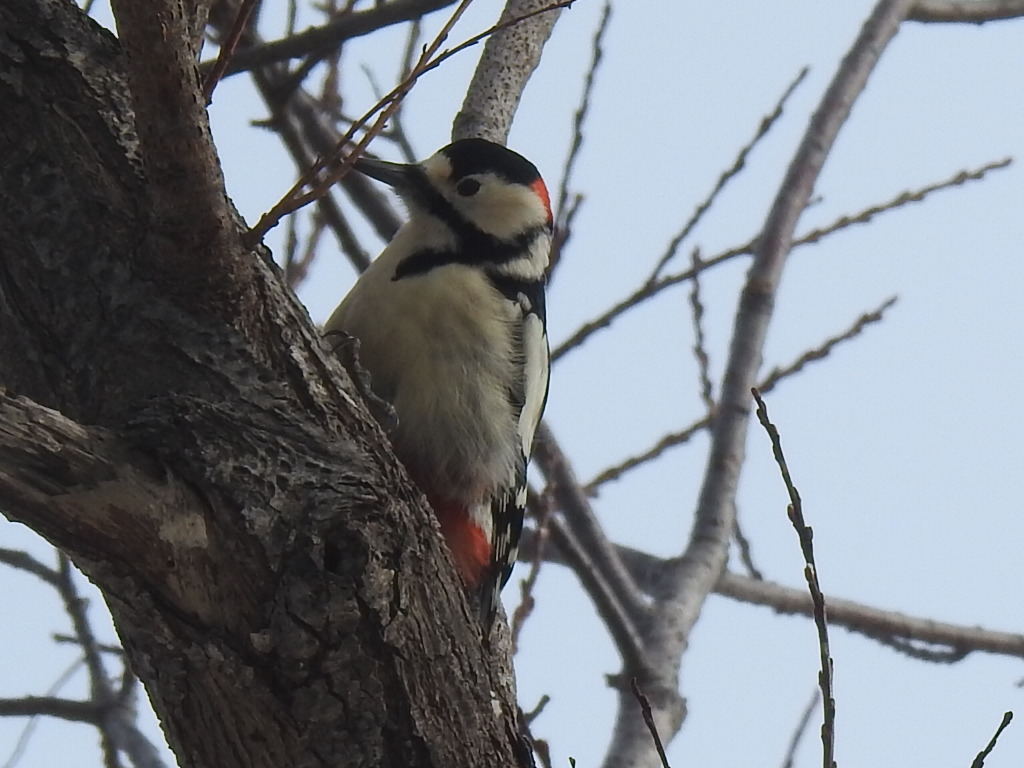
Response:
[0,1,521,766]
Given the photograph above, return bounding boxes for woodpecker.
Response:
[326,138,552,631]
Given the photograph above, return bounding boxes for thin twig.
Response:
[202,0,259,102]
[733,514,764,581]
[547,192,581,279]
[585,295,897,491]
[285,0,297,36]
[285,210,326,290]
[546,0,610,282]
[317,0,346,121]
[393,19,423,163]
[516,700,551,768]
[204,0,459,79]
[520,532,1024,662]
[629,679,672,768]
[752,389,836,768]
[553,0,610,223]
[552,155,1002,365]
[56,554,122,768]
[779,689,820,768]
[247,0,573,243]
[759,295,898,391]
[545,514,650,677]
[0,547,61,586]
[687,247,715,411]
[533,423,649,631]
[0,659,86,768]
[282,206,301,284]
[970,711,1014,768]
[523,695,550,725]
[871,635,968,662]
[793,158,1012,249]
[552,242,752,362]
[585,416,710,493]
[252,72,374,272]
[511,488,554,650]
[360,64,419,163]
[247,0,477,241]
[646,66,810,283]
[52,634,126,656]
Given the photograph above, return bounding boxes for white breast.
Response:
[327,231,522,511]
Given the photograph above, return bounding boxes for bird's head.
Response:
[353,138,553,244]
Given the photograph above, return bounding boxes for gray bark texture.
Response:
[0,1,522,766]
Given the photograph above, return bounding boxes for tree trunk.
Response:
[0,1,521,765]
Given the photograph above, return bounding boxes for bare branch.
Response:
[110,0,250,317]
[1,658,86,768]
[511,488,553,649]
[548,192,582,279]
[361,63,420,163]
[249,68,380,269]
[587,294,897,492]
[679,0,915,592]
[204,0,459,78]
[909,0,1024,22]
[732,514,764,581]
[553,152,1000,365]
[793,158,1012,249]
[779,689,820,768]
[629,679,672,768]
[717,572,1024,660]
[0,456,169,768]
[552,242,752,363]
[454,0,569,142]
[249,0,573,241]
[553,1,611,222]
[55,554,122,766]
[687,248,715,412]
[585,416,711,493]
[248,0,479,240]
[53,635,125,656]
[0,697,99,724]
[752,390,836,768]
[519,527,1024,662]
[284,209,328,290]
[531,425,651,676]
[605,5,921,759]
[646,66,810,283]
[971,712,1014,768]
[202,0,259,101]
[533,424,648,624]
[0,548,61,586]
[545,2,608,282]
[52,555,166,768]
[758,295,898,391]
[546,515,651,677]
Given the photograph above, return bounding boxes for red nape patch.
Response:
[532,178,553,225]
[431,498,490,588]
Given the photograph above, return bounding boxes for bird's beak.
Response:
[352,155,418,193]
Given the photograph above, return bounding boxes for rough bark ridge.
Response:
[0,1,520,765]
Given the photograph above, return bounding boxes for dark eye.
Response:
[456,178,481,197]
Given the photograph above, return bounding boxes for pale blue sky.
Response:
[3,1,1023,766]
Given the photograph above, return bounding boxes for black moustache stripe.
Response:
[392,226,548,281]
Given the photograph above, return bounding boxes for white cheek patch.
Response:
[470,182,551,241]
